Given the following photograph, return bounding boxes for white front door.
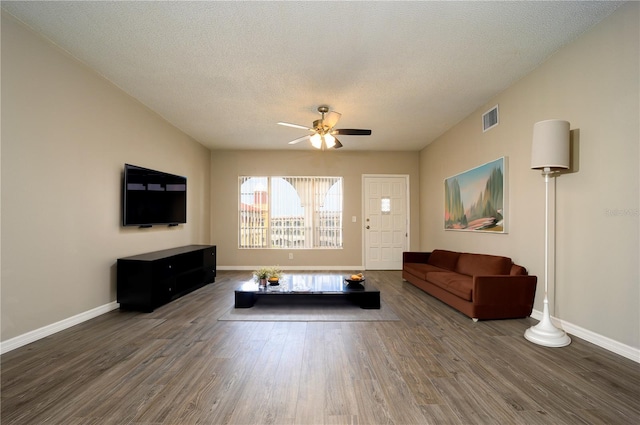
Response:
[363,175,409,270]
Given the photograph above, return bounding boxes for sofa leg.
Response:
[472,318,479,322]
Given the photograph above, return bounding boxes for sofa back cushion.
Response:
[456,253,512,276]
[510,264,528,276]
[427,250,460,271]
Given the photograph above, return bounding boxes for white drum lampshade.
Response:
[531,119,570,170]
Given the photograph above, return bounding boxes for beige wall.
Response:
[1,14,211,342]
[210,150,420,268]
[420,3,639,349]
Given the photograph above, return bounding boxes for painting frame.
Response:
[444,157,508,233]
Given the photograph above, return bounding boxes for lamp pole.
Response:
[524,167,571,347]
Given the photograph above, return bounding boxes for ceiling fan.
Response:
[278,105,372,150]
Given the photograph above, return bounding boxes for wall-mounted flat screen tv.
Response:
[122,164,187,227]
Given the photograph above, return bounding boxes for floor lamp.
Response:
[524,119,572,347]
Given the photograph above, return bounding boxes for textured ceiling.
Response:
[2,1,623,151]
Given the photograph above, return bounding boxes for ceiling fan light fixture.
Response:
[310,133,335,149]
[310,133,323,149]
[324,134,336,148]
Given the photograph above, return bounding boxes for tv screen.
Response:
[122,164,187,227]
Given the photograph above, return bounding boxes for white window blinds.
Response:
[239,176,343,249]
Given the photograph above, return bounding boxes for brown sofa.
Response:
[402,250,537,321]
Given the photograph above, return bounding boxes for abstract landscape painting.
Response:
[444,157,507,233]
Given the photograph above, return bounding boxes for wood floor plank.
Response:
[323,324,359,418]
[2,270,639,425]
[355,323,428,424]
[375,321,445,406]
[351,378,394,424]
[294,322,329,425]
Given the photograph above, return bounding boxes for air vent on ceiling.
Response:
[483,105,499,132]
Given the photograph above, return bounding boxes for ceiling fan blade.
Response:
[333,128,372,136]
[278,122,312,130]
[288,135,311,145]
[323,111,341,129]
[333,138,343,149]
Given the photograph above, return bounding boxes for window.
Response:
[381,197,391,214]
[239,176,343,249]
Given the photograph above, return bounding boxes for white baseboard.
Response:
[530,309,640,363]
[0,301,119,355]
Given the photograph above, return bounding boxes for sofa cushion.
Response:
[456,253,512,276]
[446,278,474,301]
[403,263,429,280]
[427,272,473,301]
[510,264,528,276]
[404,263,449,280]
[425,271,458,290]
[427,250,460,271]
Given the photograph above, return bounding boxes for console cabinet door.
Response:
[203,246,217,281]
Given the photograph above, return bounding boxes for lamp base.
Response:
[524,300,571,347]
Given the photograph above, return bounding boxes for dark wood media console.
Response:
[117,245,216,312]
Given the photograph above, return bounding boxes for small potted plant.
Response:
[254,267,270,287]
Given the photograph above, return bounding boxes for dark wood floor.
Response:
[2,270,639,425]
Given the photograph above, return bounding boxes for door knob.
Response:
[366,225,370,229]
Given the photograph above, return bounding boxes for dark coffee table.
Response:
[234,274,380,309]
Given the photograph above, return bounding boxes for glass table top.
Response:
[236,273,376,294]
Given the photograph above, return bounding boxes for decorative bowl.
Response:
[345,278,365,289]
[345,277,365,283]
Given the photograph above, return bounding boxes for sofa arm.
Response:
[472,275,537,305]
[403,251,432,264]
